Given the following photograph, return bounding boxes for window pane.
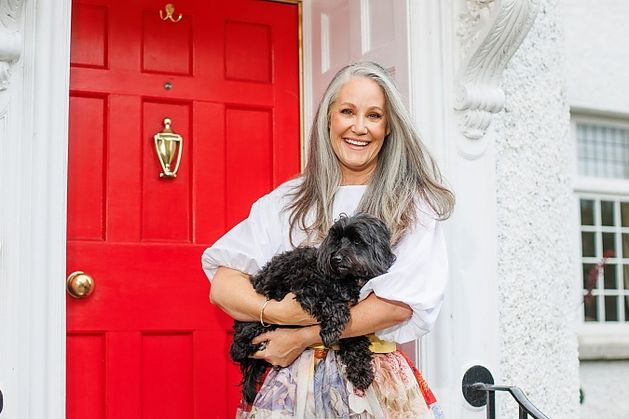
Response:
[576,123,629,179]
[623,234,629,258]
[622,202,629,227]
[604,264,617,290]
[580,199,595,226]
[602,232,616,256]
[605,296,618,321]
[583,263,597,290]
[582,232,596,257]
[625,265,629,291]
[601,201,615,226]
[584,295,598,321]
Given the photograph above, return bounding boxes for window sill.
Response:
[578,325,629,360]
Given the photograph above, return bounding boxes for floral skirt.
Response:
[236,348,444,418]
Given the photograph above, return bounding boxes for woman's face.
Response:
[329,76,389,185]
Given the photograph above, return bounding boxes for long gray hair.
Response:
[286,61,454,246]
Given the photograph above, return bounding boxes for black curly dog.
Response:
[229,213,396,404]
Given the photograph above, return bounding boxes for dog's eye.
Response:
[352,238,362,245]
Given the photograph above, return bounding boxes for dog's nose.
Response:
[331,255,343,267]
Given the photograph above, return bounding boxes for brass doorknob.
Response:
[66,271,95,299]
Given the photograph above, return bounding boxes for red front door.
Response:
[66,1,300,417]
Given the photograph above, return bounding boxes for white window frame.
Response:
[572,112,629,360]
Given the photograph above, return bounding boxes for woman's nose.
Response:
[351,116,367,134]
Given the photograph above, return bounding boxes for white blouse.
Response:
[201,179,448,344]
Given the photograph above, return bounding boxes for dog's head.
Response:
[317,213,396,284]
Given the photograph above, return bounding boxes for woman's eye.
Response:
[340,108,353,115]
[368,113,382,120]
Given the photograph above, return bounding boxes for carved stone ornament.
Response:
[455,0,539,149]
[0,0,24,91]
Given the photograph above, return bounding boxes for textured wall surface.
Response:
[563,0,629,114]
[580,361,629,418]
[563,1,629,417]
[493,0,581,417]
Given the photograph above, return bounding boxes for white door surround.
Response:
[0,0,71,418]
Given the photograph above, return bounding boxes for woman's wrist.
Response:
[259,298,271,327]
[262,299,284,325]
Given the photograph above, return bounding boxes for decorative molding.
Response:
[8,0,72,416]
[359,0,370,54]
[0,0,24,90]
[320,13,330,73]
[455,0,539,145]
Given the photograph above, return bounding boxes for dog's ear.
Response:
[317,231,335,277]
[359,215,396,274]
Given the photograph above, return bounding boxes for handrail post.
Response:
[519,406,528,419]
[462,365,550,419]
[487,390,496,419]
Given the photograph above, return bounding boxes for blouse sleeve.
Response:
[359,213,448,344]
[201,193,284,281]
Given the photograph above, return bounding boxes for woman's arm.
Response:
[343,293,412,338]
[250,293,411,367]
[210,266,316,325]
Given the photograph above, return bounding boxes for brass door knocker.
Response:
[154,118,183,179]
[160,3,182,23]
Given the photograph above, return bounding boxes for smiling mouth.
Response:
[344,138,369,147]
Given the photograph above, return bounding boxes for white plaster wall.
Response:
[580,360,629,418]
[493,0,580,417]
[563,1,629,417]
[563,0,629,114]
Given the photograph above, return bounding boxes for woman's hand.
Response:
[250,326,319,367]
[247,293,412,368]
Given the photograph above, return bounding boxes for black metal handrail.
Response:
[462,365,550,419]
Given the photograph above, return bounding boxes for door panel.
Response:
[67,94,107,241]
[67,1,300,417]
[141,101,192,242]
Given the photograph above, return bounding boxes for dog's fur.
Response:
[230,213,396,403]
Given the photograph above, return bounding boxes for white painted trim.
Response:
[571,106,629,122]
[578,332,629,360]
[19,0,70,417]
[0,0,26,414]
[580,323,629,335]
[406,0,454,384]
[301,1,314,158]
[407,2,501,417]
[454,0,539,150]
[571,114,629,185]
[572,112,629,129]
[574,177,629,196]
[407,1,536,416]
[319,13,330,74]
[575,193,629,324]
[359,0,370,55]
[579,323,629,360]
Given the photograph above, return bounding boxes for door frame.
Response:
[2,0,72,417]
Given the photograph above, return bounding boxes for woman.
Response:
[203,61,454,418]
